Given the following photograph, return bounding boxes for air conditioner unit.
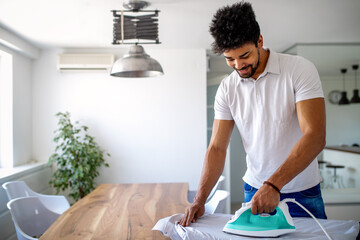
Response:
[57,54,115,71]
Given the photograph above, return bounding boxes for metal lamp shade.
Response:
[110,45,163,78]
[350,89,360,103]
[338,68,349,105]
[350,65,360,103]
[339,91,350,105]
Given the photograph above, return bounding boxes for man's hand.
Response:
[179,201,205,227]
[250,184,280,215]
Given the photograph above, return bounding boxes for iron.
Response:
[223,199,296,237]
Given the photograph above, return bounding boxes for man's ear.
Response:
[257,35,264,48]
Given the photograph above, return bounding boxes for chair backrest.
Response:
[187,175,226,204]
[205,190,230,214]
[206,175,225,203]
[2,181,36,200]
[7,196,61,240]
[2,181,70,214]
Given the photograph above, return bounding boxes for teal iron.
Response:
[223,199,296,237]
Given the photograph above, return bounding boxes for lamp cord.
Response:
[355,70,357,89]
[121,10,124,44]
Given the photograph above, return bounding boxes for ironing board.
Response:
[153,213,359,240]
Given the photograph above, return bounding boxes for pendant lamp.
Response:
[110,0,163,78]
[110,45,163,77]
[350,64,360,103]
[339,68,349,105]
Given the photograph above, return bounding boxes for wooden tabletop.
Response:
[40,183,191,240]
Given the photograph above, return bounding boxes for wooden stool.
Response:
[325,164,345,188]
[318,160,328,169]
[318,160,328,187]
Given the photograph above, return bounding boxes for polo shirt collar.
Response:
[262,49,280,76]
[235,49,280,81]
[238,49,280,81]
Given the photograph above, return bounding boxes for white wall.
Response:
[322,76,360,146]
[32,48,207,189]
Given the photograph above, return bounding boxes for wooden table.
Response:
[40,183,190,240]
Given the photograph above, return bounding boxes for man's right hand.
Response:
[179,201,205,227]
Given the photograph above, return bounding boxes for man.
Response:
[180,2,326,227]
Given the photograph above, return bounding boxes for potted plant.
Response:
[48,112,110,202]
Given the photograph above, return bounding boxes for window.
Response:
[0,49,13,168]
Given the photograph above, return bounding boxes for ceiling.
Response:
[0,0,359,53]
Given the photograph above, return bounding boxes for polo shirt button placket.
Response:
[254,81,261,106]
[257,93,262,106]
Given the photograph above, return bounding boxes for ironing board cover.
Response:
[153,213,359,240]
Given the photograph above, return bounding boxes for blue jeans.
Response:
[244,182,327,219]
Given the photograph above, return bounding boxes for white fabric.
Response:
[153,213,359,240]
[214,49,324,193]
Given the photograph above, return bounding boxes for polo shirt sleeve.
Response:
[214,79,233,120]
[293,57,324,103]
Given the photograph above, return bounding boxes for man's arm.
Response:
[179,119,234,227]
[250,97,326,214]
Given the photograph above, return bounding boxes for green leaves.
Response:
[48,111,110,202]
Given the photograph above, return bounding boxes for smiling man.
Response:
[180,2,327,227]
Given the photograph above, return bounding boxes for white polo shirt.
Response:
[214,49,324,193]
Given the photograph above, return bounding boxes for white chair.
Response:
[187,175,225,203]
[7,196,61,240]
[2,181,70,214]
[204,190,230,214]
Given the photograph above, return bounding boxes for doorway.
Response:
[206,51,247,214]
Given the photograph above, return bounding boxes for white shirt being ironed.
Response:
[214,49,324,193]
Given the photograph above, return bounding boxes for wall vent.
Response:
[57,54,115,71]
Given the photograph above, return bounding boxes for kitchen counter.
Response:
[322,188,360,221]
[325,145,360,154]
[322,188,360,204]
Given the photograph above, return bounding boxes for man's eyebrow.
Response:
[239,51,250,58]
[224,51,250,59]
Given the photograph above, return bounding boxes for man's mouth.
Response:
[238,65,250,75]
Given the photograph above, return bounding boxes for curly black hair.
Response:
[209,2,260,54]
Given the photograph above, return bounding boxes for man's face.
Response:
[223,43,260,79]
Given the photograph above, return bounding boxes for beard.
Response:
[235,49,260,79]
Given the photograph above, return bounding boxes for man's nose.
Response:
[233,59,244,70]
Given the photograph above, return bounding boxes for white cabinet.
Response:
[322,188,360,221]
[322,147,360,188]
[321,147,360,221]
